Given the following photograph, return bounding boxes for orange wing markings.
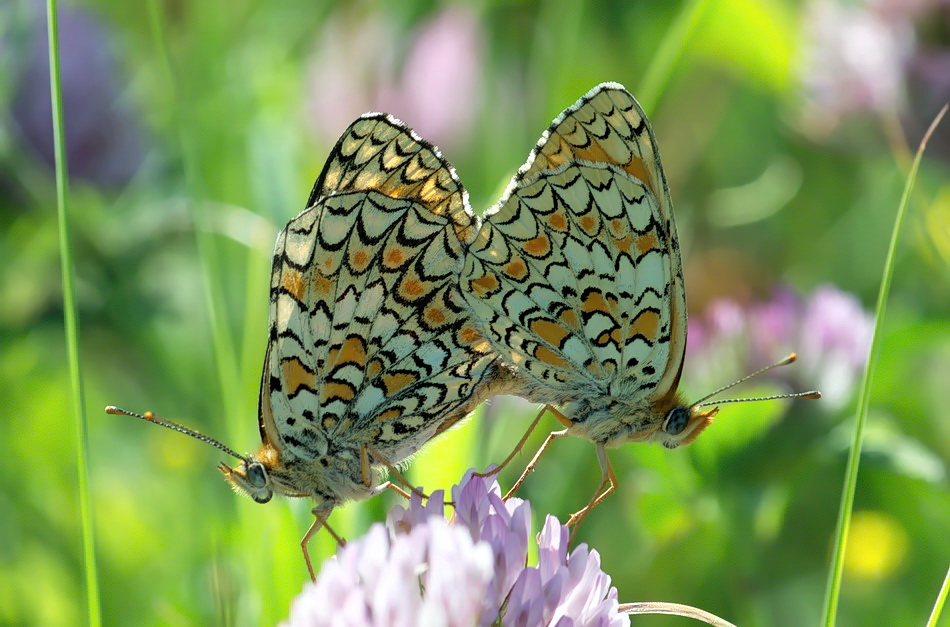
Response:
[349,248,372,272]
[547,211,568,232]
[577,213,600,237]
[457,324,486,350]
[381,372,420,397]
[366,358,384,380]
[310,273,333,297]
[580,290,618,316]
[594,328,622,348]
[374,408,402,424]
[383,246,407,268]
[327,336,368,370]
[585,360,605,377]
[281,356,317,397]
[635,232,660,256]
[397,274,428,300]
[470,272,500,297]
[530,319,572,349]
[628,309,661,342]
[320,381,356,403]
[504,259,528,280]
[534,345,571,369]
[281,267,309,302]
[424,306,447,326]
[622,157,655,200]
[558,308,580,330]
[522,235,551,257]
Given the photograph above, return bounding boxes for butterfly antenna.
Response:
[105,406,248,462]
[691,353,821,409]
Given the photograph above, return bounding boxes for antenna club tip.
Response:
[805,391,822,399]
[786,353,798,364]
[104,405,118,414]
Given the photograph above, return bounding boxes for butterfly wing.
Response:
[462,83,686,412]
[260,114,495,469]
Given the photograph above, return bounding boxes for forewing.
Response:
[462,83,686,401]
[261,115,494,463]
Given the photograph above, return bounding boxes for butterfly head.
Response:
[219,452,275,504]
[653,353,821,449]
[657,403,719,449]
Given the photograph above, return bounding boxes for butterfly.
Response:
[460,83,819,523]
[109,112,506,579]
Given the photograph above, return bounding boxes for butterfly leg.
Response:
[364,444,428,501]
[475,404,551,479]
[301,505,343,581]
[502,427,571,500]
[566,443,616,533]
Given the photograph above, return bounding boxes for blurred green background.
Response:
[2,0,948,624]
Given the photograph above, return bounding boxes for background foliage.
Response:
[2,0,947,624]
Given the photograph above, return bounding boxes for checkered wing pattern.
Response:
[261,114,495,472]
[461,83,686,414]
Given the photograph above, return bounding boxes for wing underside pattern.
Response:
[462,84,685,404]
[262,115,494,463]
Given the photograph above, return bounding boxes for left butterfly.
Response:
[108,113,505,580]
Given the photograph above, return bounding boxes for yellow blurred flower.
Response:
[844,510,909,580]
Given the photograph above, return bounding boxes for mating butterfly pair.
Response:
[109,83,817,579]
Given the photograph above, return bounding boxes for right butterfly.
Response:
[461,83,818,523]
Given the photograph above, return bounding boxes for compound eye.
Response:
[663,407,690,436]
[246,462,267,488]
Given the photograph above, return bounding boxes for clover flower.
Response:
[285,471,627,626]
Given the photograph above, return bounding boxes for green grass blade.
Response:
[145,0,241,409]
[46,1,101,624]
[820,104,947,626]
[927,564,950,627]
[636,0,709,113]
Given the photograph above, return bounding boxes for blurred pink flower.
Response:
[798,0,912,135]
[285,472,628,626]
[798,0,950,144]
[686,285,873,410]
[305,6,483,154]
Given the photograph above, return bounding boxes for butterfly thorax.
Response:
[558,391,717,450]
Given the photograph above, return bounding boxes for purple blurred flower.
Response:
[798,0,950,145]
[285,472,628,626]
[6,1,146,187]
[686,285,872,409]
[305,6,483,154]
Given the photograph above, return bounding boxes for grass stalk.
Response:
[636,0,709,113]
[820,105,947,626]
[926,564,950,627]
[46,0,101,624]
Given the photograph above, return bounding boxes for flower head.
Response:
[285,471,628,626]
